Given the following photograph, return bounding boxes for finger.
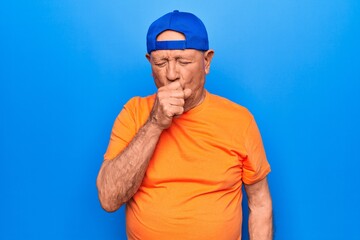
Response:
[183,88,192,99]
[159,101,183,117]
[167,97,185,107]
[158,88,187,99]
[167,105,184,117]
[164,80,182,90]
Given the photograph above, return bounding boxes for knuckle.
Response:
[157,91,165,99]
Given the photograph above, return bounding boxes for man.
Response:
[97,10,273,240]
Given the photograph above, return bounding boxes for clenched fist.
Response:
[149,80,192,130]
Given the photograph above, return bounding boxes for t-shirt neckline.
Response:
[182,89,210,116]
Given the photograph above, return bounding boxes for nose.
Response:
[166,61,179,82]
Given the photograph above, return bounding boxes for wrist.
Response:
[148,110,172,131]
[146,115,166,133]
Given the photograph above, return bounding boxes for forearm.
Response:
[248,199,273,240]
[245,178,273,240]
[97,81,190,212]
[96,119,163,212]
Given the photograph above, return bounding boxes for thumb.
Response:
[183,88,192,99]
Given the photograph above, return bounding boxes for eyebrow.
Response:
[151,55,193,61]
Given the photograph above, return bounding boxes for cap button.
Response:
[173,10,179,13]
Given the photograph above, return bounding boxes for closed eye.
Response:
[154,62,166,67]
[178,61,192,66]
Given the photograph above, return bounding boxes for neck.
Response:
[184,88,206,112]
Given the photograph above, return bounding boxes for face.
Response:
[146,30,214,110]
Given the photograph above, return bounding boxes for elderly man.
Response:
[97,10,273,240]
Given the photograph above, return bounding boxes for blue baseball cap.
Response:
[146,10,209,54]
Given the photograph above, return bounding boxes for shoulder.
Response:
[125,94,155,110]
[116,94,155,129]
[122,94,156,118]
[208,92,254,123]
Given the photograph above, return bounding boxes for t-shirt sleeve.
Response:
[242,116,271,184]
[103,99,137,161]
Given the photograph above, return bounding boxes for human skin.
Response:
[147,30,214,116]
[96,30,273,239]
[96,31,214,211]
[245,177,273,239]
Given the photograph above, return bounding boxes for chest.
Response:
[145,119,246,190]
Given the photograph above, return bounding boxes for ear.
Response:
[203,50,215,74]
[146,53,154,77]
[146,53,151,63]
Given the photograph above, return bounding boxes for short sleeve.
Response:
[103,100,137,161]
[242,116,271,184]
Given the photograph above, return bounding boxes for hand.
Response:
[149,81,192,130]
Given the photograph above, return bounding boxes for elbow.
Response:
[96,163,129,212]
[96,179,125,212]
[97,189,125,213]
[99,198,123,213]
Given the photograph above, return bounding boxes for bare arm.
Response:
[244,177,273,240]
[96,119,162,212]
[96,81,191,212]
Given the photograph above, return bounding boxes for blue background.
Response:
[1,1,359,239]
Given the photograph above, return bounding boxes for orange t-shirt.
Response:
[104,91,270,240]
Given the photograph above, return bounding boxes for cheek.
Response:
[152,69,165,88]
[181,68,204,89]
